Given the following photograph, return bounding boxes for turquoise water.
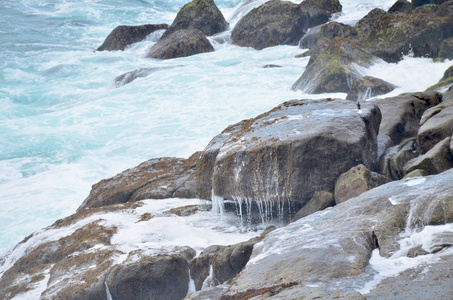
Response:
[0,0,448,256]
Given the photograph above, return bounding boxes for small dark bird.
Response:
[356,101,361,110]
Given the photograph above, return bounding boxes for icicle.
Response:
[233,196,244,227]
[246,197,252,227]
[186,268,196,296]
[211,189,225,216]
[201,265,217,290]
[105,282,113,300]
[404,201,419,235]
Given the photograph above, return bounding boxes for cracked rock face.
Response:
[195,98,381,210]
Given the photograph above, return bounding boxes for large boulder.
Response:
[191,169,453,299]
[161,0,228,39]
[195,98,382,211]
[334,164,390,204]
[346,76,396,101]
[97,24,168,51]
[292,37,379,93]
[146,29,214,59]
[439,37,453,60]
[231,0,342,50]
[388,0,413,13]
[356,10,453,62]
[373,92,441,146]
[106,247,195,300]
[354,8,387,41]
[78,152,200,210]
[231,0,311,50]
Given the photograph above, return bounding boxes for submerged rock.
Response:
[292,37,379,93]
[346,76,396,101]
[114,66,180,87]
[195,98,381,210]
[162,0,228,39]
[97,24,168,51]
[78,152,200,210]
[146,29,214,59]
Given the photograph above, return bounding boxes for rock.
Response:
[378,138,420,180]
[230,0,311,50]
[300,0,343,27]
[78,152,200,210]
[189,245,223,290]
[161,0,228,39]
[439,36,453,59]
[231,0,342,50]
[404,137,453,175]
[403,168,429,178]
[425,64,453,91]
[298,24,322,50]
[301,21,358,66]
[373,92,441,146]
[146,29,214,60]
[357,11,453,62]
[417,100,453,153]
[414,3,440,13]
[334,164,390,204]
[354,8,387,40]
[211,227,275,286]
[292,37,379,93]
[263,64,282,68]
[210,169,453,299]
[294,50,310,58]
[346,76,397,101]
[293,190,335,221]
[195,98,381,211]
[388,0,412,13]
[437,0,453,16]
[106,247,196,300]
[114,66,180,87]
[97,24,168,51]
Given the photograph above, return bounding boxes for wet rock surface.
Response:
[346,76,396,101]
[78,152,200,210]
[195,98,381,208]
[162,0,228,39]
[231,0,341,50]
[97,24,168,51]
[146,29,214,60]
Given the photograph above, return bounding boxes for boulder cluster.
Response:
[2,0,453,299]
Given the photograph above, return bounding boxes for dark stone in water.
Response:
[97,24,168,51]
[114,66,180,87]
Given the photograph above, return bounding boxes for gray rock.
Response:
[292,37,379,93]
[437,0,453,17]
[114,66,180,87]
[356,10,453,62]
[354,8,387,41]
[106,247,196,300]
[231,0,311,50]
[403,168,429,178]
[388,0,412,13]
[97,24,168,51]
[414,3,440,14]
[146,29,214,60]
[293,190,335,221]
[373,92,441,146]
[161,0,228,39]
[417,101,453,153]
[231,0,342,50]
[346,76,396,101]
[378,138,420,180]
[404,137,453,175]
[425,64,453,91]
[78,152,200,210]
[195,98,381,211]
[334,164,390,204]
[439,37,453,60]
[189,245,223,291]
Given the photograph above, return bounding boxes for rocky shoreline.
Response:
[1,0,453,299]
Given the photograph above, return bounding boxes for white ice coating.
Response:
[201,265,217,289]
[358,224,453,294]
[405,177,427,187]
[187,268,196,296]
